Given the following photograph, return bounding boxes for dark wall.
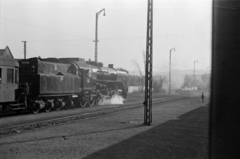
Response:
[211,1,240,158]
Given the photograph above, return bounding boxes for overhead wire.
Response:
[27,39,89,43]
[169,1,208,47]
[100,32,210,41]
[168,1,210,48]
[178,1,210,47]
[26,31,210,43]
[169,1,202,42]
[1,15,209,43]
[0,17,92,41]
[177,0,210,46]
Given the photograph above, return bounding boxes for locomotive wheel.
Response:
[79,98,87,108]
[31,102,40,114]
[44,102,52,113]
[88,97,95,107]
[54,100,61,111]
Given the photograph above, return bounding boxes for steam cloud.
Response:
[98,94,125,105]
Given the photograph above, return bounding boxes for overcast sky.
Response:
[0,0,212,74]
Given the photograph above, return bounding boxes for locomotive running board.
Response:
[10,103,25,107]
[9,103,26,110]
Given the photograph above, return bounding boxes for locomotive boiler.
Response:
[0,46,128,114]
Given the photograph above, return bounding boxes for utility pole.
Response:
[22,41,27,59]
[169,48,175,95]
[94,9,105,63]
[194,60,198,85]
[143,0,153,125]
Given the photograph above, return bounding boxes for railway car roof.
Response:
[0,46,19,67]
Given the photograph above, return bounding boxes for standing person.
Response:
[201,93,204,103]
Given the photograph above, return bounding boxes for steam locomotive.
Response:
[0,46,128,114]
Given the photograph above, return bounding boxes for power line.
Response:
[100,32,210,41]
[24,31,209,43]
[0,17,91,40]
[27,39,90,43]
[177,0,210,45]
[1,16,210,43]
[168,1,210,48]
[169,1,207,46]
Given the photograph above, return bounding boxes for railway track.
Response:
[0,94,178,118]
[0,96,189,138]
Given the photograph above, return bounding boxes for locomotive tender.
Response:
[0,46,128,114]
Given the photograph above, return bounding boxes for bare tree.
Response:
[130,50,147,92]
[132,59,144,92]
[132,59,143,77]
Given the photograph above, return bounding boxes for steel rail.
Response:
[0,95,180,118]
[0,96,188,138]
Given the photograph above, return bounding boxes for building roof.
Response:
[0,46,19,67]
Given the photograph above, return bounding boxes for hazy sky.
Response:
[0,0,212,74]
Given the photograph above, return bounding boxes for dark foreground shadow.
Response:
[84,106,209,159]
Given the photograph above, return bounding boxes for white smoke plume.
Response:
[98,94,125,105]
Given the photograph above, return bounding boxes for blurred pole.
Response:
[169,48,175,94]
[194,60,198,84]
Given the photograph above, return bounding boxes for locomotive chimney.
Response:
[108,64,114,68]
